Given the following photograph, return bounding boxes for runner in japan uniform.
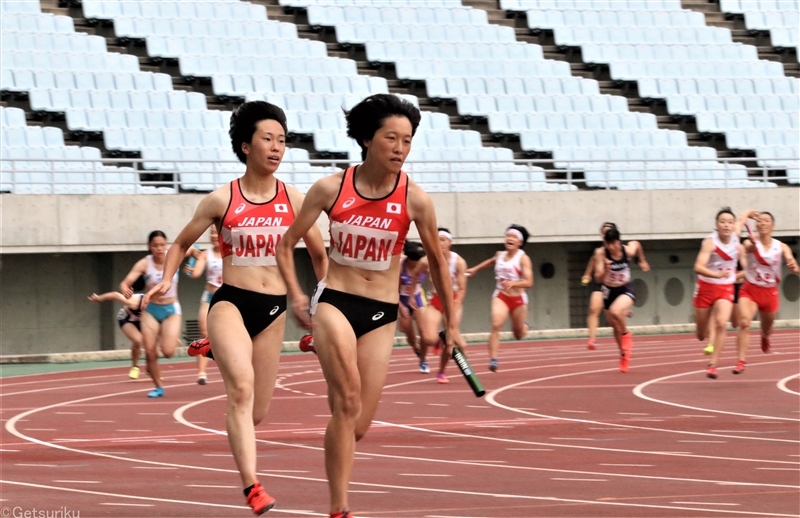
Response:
[735,211,799,366]
[210,178,294,338]
[693,231,740,309]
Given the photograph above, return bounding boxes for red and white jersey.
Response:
[219,179,294,267]
[698,231,739,285]
[430,251,461,295]
[327,166,410,271]
[745,237,783,288]
[204,248,223,287]
[495,250,527,291]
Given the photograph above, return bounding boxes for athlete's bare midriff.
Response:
[323,255,402,303]
[221,257,288,295]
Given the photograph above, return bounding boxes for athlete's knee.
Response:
[512,326,526,340]
[162,349,175,359]
[332,385,361,422]
[739,317,752,331]
[228,379,254,407]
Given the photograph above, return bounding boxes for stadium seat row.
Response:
[1,127,66,148]
[394,59,571,80]
[455,94,631,116]
[103,128,229,152]
[696,112,800,131]
[505,129,689,149]
[307,6,488,26]
[726,129,800,148]
[553,146,719,163]
[364,41,544,63]
[210,74,388,97]
[178,56,358,79]
[501,0,683,11]
[241,93,436,121]
[665,93,800,114]
[637,76,799,97]
[769,28,800,49]
[527,9,706,29]
[82,0,266,21]
[1,50,139,73]
[426,77,600,98]
[581,43,758,63]
[113,18,297,40]
[1,13,73,33]
[28,89,207,113]
[744,11,800,29]
[2,71,173,94]
[610,60,784,80]
[66,108,231,133]
[3,31,107,54]
[335,23,516,44]
[554,26,732,45]
[719,0,799,13]
[145,36,327,60]
[487,112,659,133]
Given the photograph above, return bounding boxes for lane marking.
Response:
[98,503,154,507]
[777,374,800,396]
[672,502,740,506]
[551,478,607,482]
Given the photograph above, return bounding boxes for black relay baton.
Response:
[439,331,485,398]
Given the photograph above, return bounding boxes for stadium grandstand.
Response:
[0,0,797,355]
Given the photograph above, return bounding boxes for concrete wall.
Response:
[2,188,798,252]
[3,239,797,355]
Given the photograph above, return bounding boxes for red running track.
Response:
[2,331,799,517]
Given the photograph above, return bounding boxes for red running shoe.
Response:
[188,337,213,360]
[246,482,276,516]
[330,512,352,518]
[706,364,717,379]
[619,351,629,373]
[621,332,633,353]
[732,360,746,375]
[587,340,596,350]
[299,334,316,354]
[761,335,771,353]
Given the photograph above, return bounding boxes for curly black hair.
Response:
[345,94,421,161]
[229,101,288,164]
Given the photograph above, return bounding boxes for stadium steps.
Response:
[682,1,799,78]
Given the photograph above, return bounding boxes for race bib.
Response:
[329,221,398,271]
[231,226,287,266]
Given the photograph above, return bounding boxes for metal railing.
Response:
[0,156,798,193]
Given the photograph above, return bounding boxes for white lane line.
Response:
[398,474,452,477]
[465,405,490,409]
[15,464,61,468]
[98,503,155,507]
[551,478,607,482]
[777,374,800,396]
[600,463,653,468]
[550,438,598,441]
[185,485,239,489]
[427,403,449,407]
[633,361,800,422]
[672,502,740,506]
[23,428,56,431]
[0,449,20,452]
[394,402,414,405]
[506,448,553,451]
[53,480,101,484]
[679,440,727,443]
[350,490,389,494]
[756,468,800,471]
[202,453,233,457]
[457,460,507,464]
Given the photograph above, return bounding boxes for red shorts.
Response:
[739,281,779,313]
[429,293,457,314]
[495,292,528,312]
[693,279,734,309]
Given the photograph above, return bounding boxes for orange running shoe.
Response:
[299,334,316,354]
[621,332,633,353]
[188,337,213,360]
[330,512,352,518]
[706,364,717,379]
[587,340,596,350]
[732,360,746,375]
[437,372,449,384]
[761,335,771,353]
[619,351,629,373]
[246,482,275,516]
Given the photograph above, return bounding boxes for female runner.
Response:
[397,240,429,371]
[145,101,328,515]
[276,93,466,518]
[184,225,223,385]
[693,207,749,379]
[120,230,181,397]
[88,290,144,379]
[581,222,617,350]
[591,227,650,372]
[466,225,533,372]
[734,211,798,373]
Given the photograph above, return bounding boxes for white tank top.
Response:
[698,231,739,285]
[144,255,179,298]
[495,250,526,291]
[204,248,223,288]
[745,237,783,288]
[430,252,460,296]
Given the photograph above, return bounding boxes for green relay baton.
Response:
[439,331,485,398]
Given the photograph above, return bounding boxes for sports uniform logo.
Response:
[234,203,246,214]
[275,203,288,213]
[342,197,356,208]
[387,202,401,214]
[372,312,384,321]
[270,306,280,315]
